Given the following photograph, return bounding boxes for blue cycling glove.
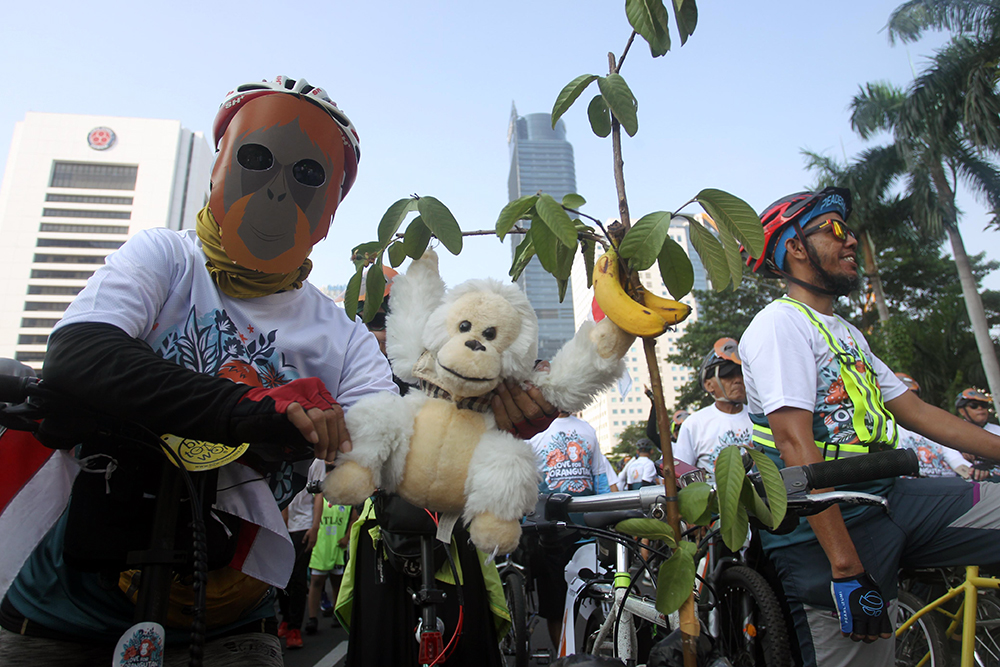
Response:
[831,572,891,638]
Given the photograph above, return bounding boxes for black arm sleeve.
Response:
[43,322,250,444]
[645,404,661,447]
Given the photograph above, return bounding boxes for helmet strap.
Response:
[773,222,842,297]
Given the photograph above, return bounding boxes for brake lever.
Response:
[785,491,889,516]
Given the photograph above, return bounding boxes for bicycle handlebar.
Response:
[545,449,920,521]
[0,374,37,404]
[782,448,919,496]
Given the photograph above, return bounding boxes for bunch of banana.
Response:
[592,248,691,337]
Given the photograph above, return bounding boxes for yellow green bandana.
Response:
[196,206,312,298]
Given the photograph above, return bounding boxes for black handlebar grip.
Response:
[803,448,919,490]
[0,374,34,403]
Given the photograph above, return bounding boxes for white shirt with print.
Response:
[673,403,752,481]
[529,416,608,495]
[897,427,965,478]
[740,299,907,443]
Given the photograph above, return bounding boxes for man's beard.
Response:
[806,240,860,296]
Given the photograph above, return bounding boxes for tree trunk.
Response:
[945,225,1000,415]
[859,230,890,323]
[929,162,1000,414]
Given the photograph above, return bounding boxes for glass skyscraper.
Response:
[507,105,578,362]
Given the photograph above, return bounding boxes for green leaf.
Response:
[684,215,731,291]
[655,541,696,615]
[344,267,363,320]
[695,189,765,258]
[582,238,596,289]
[678,482,713,525]
[597,74,638,137]
[562,193,587,210]
[625,0,672,57]
[619,211,671,271]
[535,193,579,249]
[715,446,750,552]
[417,196,463,255]
[496,195,538,241]
[717,219,744,292]
[615,517,676,546]
[554,240,576,282]
[377,197,417,245]
[387,241,407,268]
[556,277,570,302]
[657,235,694,299]
[740,476,772,527]
[352,241,382,268]
[402,216,432,260]
[552,74,599,128]
[509,230,535,282]
[587,95,612,138]
[530,212,559,275]
[747,448,787,529]
[362,259,386,322]
[671,0,698,46]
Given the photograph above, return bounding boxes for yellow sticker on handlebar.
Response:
[159,434,249,472]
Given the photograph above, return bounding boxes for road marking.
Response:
[313,640,349,667]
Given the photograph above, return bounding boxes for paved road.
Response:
[280,621,349,667]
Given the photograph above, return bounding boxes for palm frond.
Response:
[851,82,908,140]
[887,0,1000,44]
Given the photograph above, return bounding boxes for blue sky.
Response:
[2,0,996,291]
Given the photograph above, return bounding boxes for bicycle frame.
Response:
[557,531,668,660]
[897,566,1000,667]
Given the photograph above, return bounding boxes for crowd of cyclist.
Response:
[2,75,1000,667]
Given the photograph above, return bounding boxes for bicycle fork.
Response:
[588,542,669,665]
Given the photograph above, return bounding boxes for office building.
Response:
[507,104,578,362]
[0,112,213,370]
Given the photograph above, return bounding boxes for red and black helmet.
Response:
[746,187,852,278]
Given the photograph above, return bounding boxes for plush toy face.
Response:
[433,291,522,398]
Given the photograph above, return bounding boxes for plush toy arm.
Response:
[322,390,418,506]
[532,318,635,413]
[464,432,539,524]
[386,250,446,385]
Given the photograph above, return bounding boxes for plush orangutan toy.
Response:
[323,250,634,554]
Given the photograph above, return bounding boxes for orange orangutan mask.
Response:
[209,94,347,274]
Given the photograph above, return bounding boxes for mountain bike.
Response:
[535,448,919,665]
[0,374,314,667]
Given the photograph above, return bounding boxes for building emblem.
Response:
[87,127,116,151]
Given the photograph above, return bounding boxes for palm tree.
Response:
[850,74,1000,412]
[886,0,1000,185]
[802,146,924,323]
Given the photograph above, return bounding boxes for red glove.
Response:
[241,378,336,413]
[228,378,337,469]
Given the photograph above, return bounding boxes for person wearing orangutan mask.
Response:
[0,77,396,667]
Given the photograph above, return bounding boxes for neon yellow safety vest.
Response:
[751,297,898,462]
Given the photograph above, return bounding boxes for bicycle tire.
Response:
[712,565,792,667]
[974,591,1000,666]
[895,589,949,667]
[501,569,530,667]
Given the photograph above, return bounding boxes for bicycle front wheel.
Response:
[713,565,792,667]
[895,589,948,667]
[501,569,530,667]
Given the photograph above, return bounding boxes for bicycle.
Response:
[532,448,919,665]
[497,551,538,667]
[0,374,313,667]
[896,565,1000,667]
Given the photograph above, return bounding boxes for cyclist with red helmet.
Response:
[672,338,752,482]
[739,187,1000,667]
[894,373,970,479]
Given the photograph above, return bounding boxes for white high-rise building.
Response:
[573,217,705,453]
[0,113,213,371]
